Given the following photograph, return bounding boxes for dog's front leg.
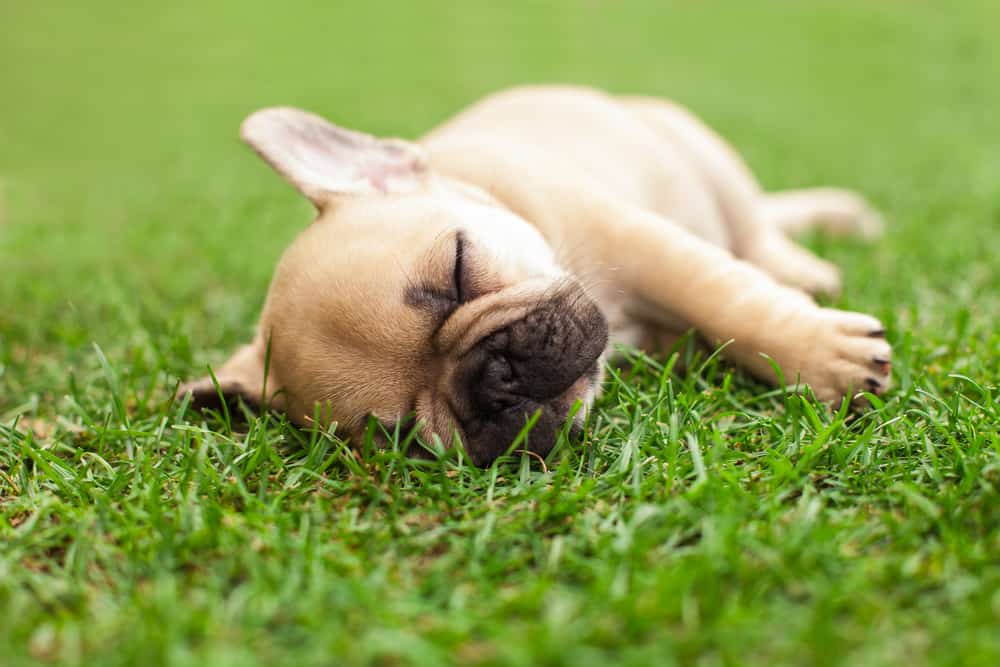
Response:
[592,201,892,401]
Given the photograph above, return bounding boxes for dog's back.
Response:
[422,85,732,248]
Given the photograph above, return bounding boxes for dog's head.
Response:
[178,108,608,465]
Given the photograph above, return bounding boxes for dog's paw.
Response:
[794,309,892,403]
[764,188,885,241]
[847,200,885,242]
[748,233,843,298]
[813,189,886,241]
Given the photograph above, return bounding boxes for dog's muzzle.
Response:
[451,286,608,465]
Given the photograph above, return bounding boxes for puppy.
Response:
[178,85,891,465]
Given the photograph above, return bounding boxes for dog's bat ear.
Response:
[240,107,429,210]
[175,339,284,419]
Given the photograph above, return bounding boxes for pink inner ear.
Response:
[361,154,425,193]
[241,106,429,203]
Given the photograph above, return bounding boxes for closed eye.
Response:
[404,230,473,330]
[453,231,466,303]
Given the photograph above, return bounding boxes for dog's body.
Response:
[180,86,891,465]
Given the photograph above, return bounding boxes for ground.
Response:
[1,1,999,665]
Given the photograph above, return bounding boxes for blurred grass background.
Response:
[2,1,999,666]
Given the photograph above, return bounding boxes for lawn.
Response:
[1,1,999,665]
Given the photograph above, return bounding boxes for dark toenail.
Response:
[868,329,886,338]
[865,377,882,389]
[873,356,890,365]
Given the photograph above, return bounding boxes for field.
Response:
[1,1,999,665]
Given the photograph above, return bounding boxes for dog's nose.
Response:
[448,287,607,465]
[462,289,608,413]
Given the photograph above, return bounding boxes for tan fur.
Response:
[179,86,891,461]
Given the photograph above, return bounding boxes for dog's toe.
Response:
[796,309,893,404]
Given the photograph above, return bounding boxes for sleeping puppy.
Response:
[178,85,891,465]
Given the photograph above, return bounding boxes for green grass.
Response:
[2,1,999,665]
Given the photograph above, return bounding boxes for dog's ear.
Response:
[176,340,284,417]
[240,107,429,209]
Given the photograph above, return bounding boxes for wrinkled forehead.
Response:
[267,192,564,349]
[284,197,446,278]
[309,193,558,277]
[445,197,560,279]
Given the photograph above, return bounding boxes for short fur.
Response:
[179,86,891,465]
